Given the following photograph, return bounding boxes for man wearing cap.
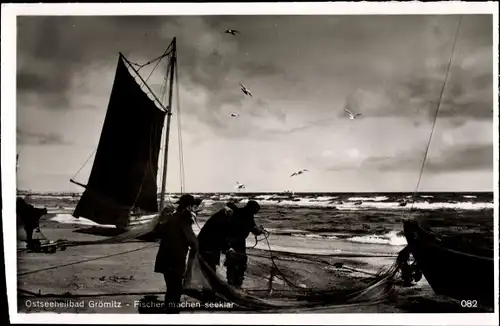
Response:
[154,194,201,313]
[197,200,265,288]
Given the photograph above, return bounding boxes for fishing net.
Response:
[183,238,401,311]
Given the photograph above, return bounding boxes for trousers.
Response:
[163,267,184,314]
[224,250,248,288]
[24,226,37,250]
[200,250,221,272]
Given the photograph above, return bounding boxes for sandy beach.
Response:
[16,213,492,314]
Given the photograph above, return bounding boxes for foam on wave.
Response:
[345,230,407,246]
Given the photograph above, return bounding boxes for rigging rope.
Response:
[71,148,97,183]
[140,47,171,87]
[175,56,186,193]
[406,15,462,217]
[129,47,173,72]
[158,54,172,203]
[132,47,175,211]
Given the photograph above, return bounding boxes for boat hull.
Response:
[403,220,494,307]
[76,213,158,230]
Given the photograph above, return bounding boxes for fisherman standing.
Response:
[224,200,265,288]
[197,200,265,288]
[196,203,237,272]
[154,194,202,314]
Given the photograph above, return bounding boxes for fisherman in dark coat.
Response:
[197,203,236,271]
[224,200,265,288]
[154,194,201,313]
[198,200,265,288]
[17,197,48,250]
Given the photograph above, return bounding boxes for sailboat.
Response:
[70,38,181,230]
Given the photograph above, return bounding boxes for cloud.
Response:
[329,142,493,173]
[15,15,494,192]
[339,16,493,124]
[17,17,85,110]
[154,16,292,136]
[17,15,493,133]
[341,52,492,124]
[17,129,70,145]
[16,16,170,112]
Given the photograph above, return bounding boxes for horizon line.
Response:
[16,190,495,194]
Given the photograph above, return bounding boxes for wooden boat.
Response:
[403,219,494,307]
[70,38,182,230]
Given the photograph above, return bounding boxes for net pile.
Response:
[184,245,400,311]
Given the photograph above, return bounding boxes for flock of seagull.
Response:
[222,29,363,192]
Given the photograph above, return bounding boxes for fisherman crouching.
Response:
[197,200,265,288]
[154,194,203,314]
[17,197,48,251]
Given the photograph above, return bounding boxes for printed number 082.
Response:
[460,300,478,308]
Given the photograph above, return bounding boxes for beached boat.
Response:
[403,219,494,306]
[70,38,181,230]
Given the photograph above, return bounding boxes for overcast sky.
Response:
[16,14,494,193]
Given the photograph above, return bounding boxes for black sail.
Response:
[73,55,166,225]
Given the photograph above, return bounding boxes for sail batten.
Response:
[73,55,167,224]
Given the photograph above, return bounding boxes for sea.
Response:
[20,191,495,252]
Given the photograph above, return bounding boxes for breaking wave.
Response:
[199,198,493,211]
[24,192,493,212]
[345,230,407,246]
[347,196,388,201]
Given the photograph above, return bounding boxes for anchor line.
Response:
[406,15,462,217]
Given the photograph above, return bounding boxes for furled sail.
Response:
[73,54,166,225]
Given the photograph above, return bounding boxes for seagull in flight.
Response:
[224,29,240,36]
[235,181,246,190]
[344,108,362,120]
[239,83,252,97]
[230,113,239,118]
[290,169,308,177]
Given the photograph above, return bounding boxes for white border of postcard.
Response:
[2,2,499,325]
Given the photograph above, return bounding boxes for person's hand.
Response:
[189,241,198,255]
[224,206,234,217]
[256,225,266,235]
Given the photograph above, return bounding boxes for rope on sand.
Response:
[18,288,204,300]
[17,243,158,277]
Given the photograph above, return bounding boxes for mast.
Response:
[159,37,176,212]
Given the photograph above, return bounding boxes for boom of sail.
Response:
[72,40,176,227]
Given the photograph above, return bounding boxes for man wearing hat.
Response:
[154,194,202,313]
[197,200,265,288]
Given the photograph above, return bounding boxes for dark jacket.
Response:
[197,207,232,254]
[154,208,198,274]
[226,206,262,252]
[198,203,262,259]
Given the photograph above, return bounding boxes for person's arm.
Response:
[226,202,239,211]
[249,217,265,236]
[181,212,198,255]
